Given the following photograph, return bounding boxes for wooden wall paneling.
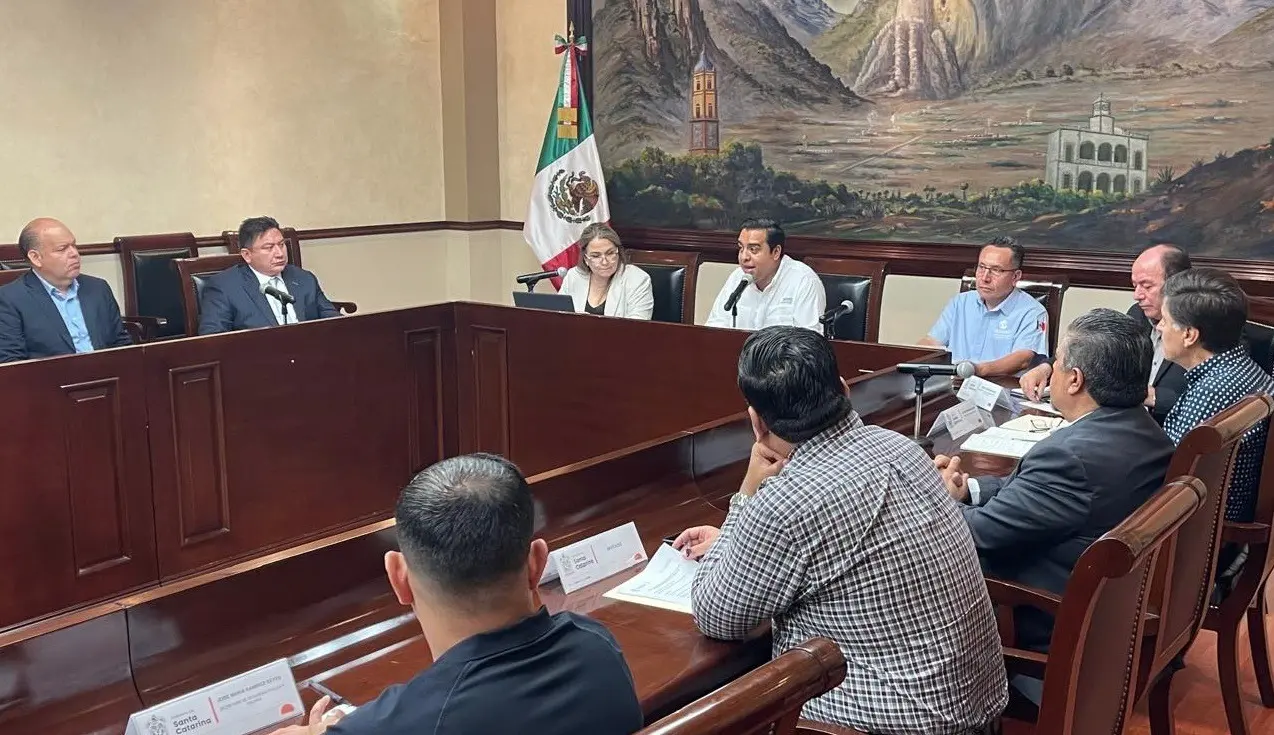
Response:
[0,611,143,735]
[450,303,947,476]
[0,350,157,632]
[128,527,408,706]
[401,303,459,473]
[167,362,231,548]
[145,310,431,578]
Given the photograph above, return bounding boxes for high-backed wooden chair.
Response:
[115,233,197,339]
[0,268,26,287]
[960,272,1069,355]
[803,257,886,343]
[173,255,242,336]
[1133,394,1272,733]
[1203,397,1274,735]
[990,476,1204,735]
[223,226,304,268]
[635,637,847,735]
[628,249,700,324]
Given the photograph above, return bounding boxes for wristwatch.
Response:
[729,492,751,510]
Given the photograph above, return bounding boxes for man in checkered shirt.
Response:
[673,326,1007,734]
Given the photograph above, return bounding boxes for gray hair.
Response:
[1061,308,1152,408]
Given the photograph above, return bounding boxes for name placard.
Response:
[540,521,648,594]
[958,376,1021,413]
[125,658,304,735]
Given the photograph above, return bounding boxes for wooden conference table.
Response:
[0,302,964,734]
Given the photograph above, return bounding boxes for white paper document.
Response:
[125,658,304,735]
[541,521,648,594]
[1019,399,1062,416]
[603,542,699,614]
[928,400,994,439]
[957,376,1020,413]
[960,426,1044,459]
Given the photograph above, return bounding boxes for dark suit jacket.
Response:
[198,263,339,335]
[964,405,1174,648]
[1127,303,1187,423]
[0,272,131,363]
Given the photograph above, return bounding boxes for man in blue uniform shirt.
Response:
[271,453,643,735]
[921,236,1049,377]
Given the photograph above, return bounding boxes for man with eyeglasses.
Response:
[919,236,1048,377]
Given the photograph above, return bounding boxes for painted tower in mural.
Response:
[1045,96,1149,196]
[689,48,719,155]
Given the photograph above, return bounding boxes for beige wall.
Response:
[0,0,445,242]
[0,0,1133,337]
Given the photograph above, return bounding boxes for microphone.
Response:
[515,267,567,286]
[819,300,855,325]
[262,284,295,305]
[723,274,753,312]
[896,361,977,379]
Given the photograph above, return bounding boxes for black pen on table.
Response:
[310,680,352,707]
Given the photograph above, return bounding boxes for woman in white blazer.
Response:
[558,223,654,320]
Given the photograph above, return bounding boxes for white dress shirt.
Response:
[251,267,297,325]
[704,255,825,332]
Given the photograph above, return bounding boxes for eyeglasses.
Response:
[975,264,1017,277]
[585,249,620,263]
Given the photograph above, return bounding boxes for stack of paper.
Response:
[960,426,1046,459]
[603,543,699,614]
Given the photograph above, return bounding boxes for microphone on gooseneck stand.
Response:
[724,274,753,329]
[899,360,976,448]
[262,283,296,324]
[819,300,855,340]
[515,267,568,292]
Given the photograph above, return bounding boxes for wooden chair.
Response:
[960,272,1068,356]
[0,266,158,344]
[1203,398,1274,735]
[991,476,1205,735]
[223,226,304,268]
[628,248,701,324]
[1133,394,1272,733]
[115,233,196,339]
[174,254,358,336]
[803,257,886,343]
[635,637,847,735]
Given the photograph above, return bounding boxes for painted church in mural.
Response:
[591,0,1274,258]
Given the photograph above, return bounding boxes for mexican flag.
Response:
[522,33,610,282]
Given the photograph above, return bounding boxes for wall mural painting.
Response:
[592,0,1274,256]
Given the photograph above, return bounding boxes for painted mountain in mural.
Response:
[760,0,842,43]
[593,0,863,161]
[810,0,1274,96]
[1211,6,1274,58]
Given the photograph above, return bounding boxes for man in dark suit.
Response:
[936,308,1174,652]
[0,218,131,363]
[1020,243,1190,423]
[198,216,340,335]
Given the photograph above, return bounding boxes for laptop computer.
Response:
[512,291,575,312]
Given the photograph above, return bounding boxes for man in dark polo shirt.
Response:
[272,453,643,735]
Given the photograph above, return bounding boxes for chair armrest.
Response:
[122,316,168,342]
[986,578,1063,615]
[795,720,866,735]
[332,300,358,315]
[1222,521,1270,545]
[1003,645,1049,680]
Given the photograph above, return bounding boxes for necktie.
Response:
[269,277,292,325]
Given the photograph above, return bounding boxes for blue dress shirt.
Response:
[33,272,94,353]
[929,288,1049,364]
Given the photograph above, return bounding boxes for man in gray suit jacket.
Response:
[935,309,1175,652]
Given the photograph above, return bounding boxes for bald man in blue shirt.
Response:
[920,237,1048,378]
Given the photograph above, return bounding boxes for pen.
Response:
[310,681,352,707]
